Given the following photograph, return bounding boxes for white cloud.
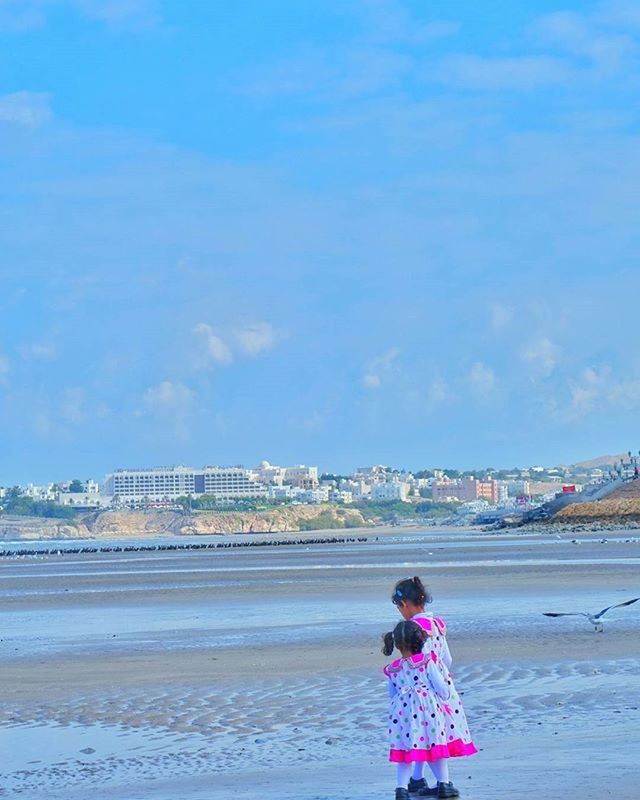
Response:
[60,387,86,424]
[563,365,640,421]
[193,321,280,369]
[359,0,459,46]
[521,337,560,377]
[73,0,159,27]
[565,366,606,419]
[362,347,400,390]
[194,323,233,365]
[0,0,159,32]
[0,92,52,127]
[490,302,513,331]
[426,376,450,408]
[535,10,634,77]
[601,0,640,28]
[362,373,382,389]
[142,380,194,441]
[435,54,572,90]
[21,341,58,360]
[144,380,193,409]
[468,361,496,396]
[234,322,278,356]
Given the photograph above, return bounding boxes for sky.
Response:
[2,0,640,484]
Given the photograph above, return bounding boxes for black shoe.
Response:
[437,782,460,798]
[408,778,438,797]
[396,789,410,800]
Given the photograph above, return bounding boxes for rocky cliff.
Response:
[0,504,367,540]
[553,480,640,524]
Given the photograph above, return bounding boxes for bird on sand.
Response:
[543,598,640,632]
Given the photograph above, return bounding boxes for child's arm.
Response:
[426,658,451,701]
[441,638,452,670]
[384,666,398,699]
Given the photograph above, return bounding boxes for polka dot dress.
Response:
[384,629,477,764]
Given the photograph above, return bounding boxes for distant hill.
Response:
[573,454,626,468]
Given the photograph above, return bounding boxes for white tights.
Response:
[409,759,450,785]
[396,763,413,788]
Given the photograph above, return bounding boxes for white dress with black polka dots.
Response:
[384,652,477,763]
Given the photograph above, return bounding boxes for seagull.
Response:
[543,598,640,632]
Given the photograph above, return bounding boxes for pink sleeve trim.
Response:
[433,617,447,636]
[413,616,434,634]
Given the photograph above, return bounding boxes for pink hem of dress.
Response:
[389,740,477,763]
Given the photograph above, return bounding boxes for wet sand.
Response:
[2,529,640,798]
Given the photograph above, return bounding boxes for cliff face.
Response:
[1,504,366,540]
[0,515,80,540]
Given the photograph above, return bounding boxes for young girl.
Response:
[388,577,476,798]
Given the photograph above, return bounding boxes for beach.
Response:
[2,528,640,799]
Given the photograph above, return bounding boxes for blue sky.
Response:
[2,0,640,483]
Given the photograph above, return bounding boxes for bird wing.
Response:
[542,612,589,618]
[594,598,640,619]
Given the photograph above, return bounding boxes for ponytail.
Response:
[382,631,395,656]
[382,620,427,657]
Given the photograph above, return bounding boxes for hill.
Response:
[573,454,626,468]
[553,480,640,524]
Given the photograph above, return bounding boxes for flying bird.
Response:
[543,598,640,632]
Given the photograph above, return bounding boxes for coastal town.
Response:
[1,454,637,527]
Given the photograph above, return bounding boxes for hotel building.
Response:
[103,466,268,503]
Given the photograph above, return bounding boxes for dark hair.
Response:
[391,576,432,607]
[382,620,427,656]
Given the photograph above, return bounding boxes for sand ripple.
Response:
[3,658,639,793]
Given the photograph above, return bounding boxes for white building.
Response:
[251,461,287,486]
[22,483,56,501]
[340,479,371,499]
[250,461,319,489]
[104,466,268,504]
[330,489,353,504]
[57,492,111,509]
[371,482,410,502]
[298,487,330,504]
[283,465,319,488]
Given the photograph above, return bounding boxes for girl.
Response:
[389,577,476,798]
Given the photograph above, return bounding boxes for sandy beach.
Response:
[3,528,640,799]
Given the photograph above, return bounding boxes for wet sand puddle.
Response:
[1,720,213,795]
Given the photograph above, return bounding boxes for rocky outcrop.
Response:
[0,504,367,540]
[553,480,640,524]
[0,515,80,540]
